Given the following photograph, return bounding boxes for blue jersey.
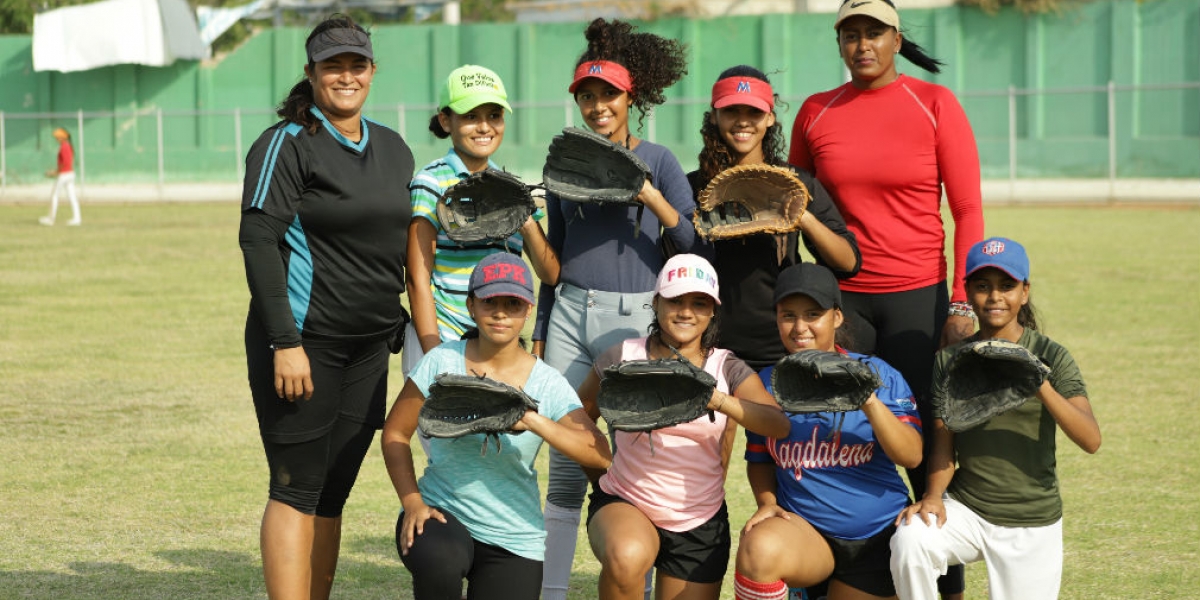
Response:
[746,351,921,539]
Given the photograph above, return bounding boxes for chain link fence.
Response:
[2,81,1196,195]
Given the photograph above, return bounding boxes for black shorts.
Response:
[245,311,389,515]
[587,486,730,584]
[821,523,898,598]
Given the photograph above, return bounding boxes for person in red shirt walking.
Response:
[788,1,985,597]
[40,127,81,226]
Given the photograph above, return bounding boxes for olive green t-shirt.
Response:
[932,328,1088,527]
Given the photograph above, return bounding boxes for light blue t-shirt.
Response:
[408,340,583,560]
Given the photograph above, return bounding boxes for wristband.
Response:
[948,301,976,320]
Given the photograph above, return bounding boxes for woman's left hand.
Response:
[741,504,791,537]
[939,314,975,349]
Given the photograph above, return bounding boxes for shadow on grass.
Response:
[0,548,408,600]
[345,534,603,600]
[0,536,600,599]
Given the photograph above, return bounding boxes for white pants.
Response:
[48,172,81,222]
[890,496,1063,600]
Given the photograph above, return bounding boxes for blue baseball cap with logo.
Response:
[965,237,1030,281]
[468,253,534,304]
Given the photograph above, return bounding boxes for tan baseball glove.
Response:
[694,164,810,241]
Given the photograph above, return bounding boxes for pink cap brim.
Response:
[711,77,774,113]
[568,60,633,94]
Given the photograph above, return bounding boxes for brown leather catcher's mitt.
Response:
[694,164,810,241]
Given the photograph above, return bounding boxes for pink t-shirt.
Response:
[597,338,749,532]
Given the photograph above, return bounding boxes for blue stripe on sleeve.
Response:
[251,129,284,209]
[252,123,303,210]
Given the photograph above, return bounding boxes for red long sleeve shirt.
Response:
[789,74,983,303]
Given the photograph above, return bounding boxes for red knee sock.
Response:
[734,571,789,600]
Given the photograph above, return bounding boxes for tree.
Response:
[957,0,1093,14]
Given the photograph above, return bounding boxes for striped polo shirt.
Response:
[410,149,544,341]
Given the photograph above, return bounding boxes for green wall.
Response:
[0,0,1195,184]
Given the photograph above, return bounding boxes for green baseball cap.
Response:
[438,65,512,114]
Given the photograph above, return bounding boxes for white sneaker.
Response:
[67,219,81,226]
[39,216,54,226]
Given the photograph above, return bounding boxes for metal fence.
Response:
[1,81,1197,192]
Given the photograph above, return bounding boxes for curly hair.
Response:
[276,14,372,133]
[575,18,688,133]
[695,65,787,190]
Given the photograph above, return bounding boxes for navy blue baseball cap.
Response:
[965,237,1030,281]
[773,263,841,309]
[468,253,535,304]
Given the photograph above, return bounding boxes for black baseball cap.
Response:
[306,27,373,63]
[773,263,841,309]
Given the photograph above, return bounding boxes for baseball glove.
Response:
[771,351,881,413]
[433,168,536,245]
[694,164,810,241]
[941,339,1051,432]
[418,372,540,454]
[543,127,650,205]
[597,359,718,432]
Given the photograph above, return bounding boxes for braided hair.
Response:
[696,65,788,190]
[575,18,688,132]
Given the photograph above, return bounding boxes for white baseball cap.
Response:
[655,254,721,304]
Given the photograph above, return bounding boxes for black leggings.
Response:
[840,282,964,595]
[246,312,388,516]
[398,509,543,600]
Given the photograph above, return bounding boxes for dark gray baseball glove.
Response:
[418,372,539,454]
[432,168,536,245]
[771,351,882,413]
[543,127,650,205]
[597,359,717,432]
[941,339,1051,432]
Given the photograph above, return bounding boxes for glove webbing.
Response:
[412,182,538,253]
[623,342,715,457]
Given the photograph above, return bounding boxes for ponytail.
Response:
[1018,296,1040,331]
[899,36,944,74]
[277,79,320,133]
[428,109,451,139]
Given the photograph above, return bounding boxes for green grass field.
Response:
[1,202,1197,599]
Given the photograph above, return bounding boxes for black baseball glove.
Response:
[429,168,536,246]
[941,339,1051,432]
[597,359,717,432]
[771,351,882,413]
[418,372,540,454]
[543,127,650,205]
